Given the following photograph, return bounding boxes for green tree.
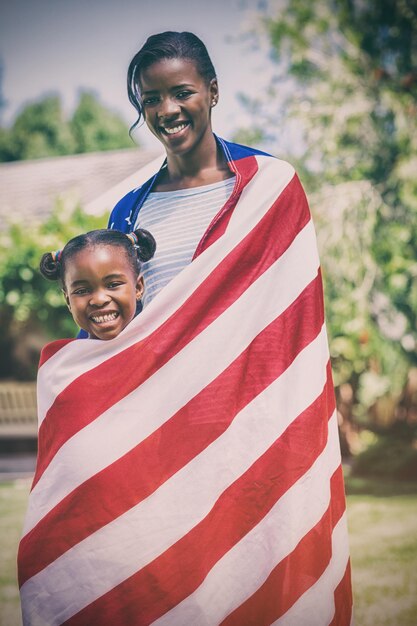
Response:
[71,91,133,153]
[238,0,417,433]
[0,95,75,161]
[0,61,6,124]
[0,204,107,379]
[0,91,134,162]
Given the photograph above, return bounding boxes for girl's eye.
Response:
[73,288,89,295]
[107,282,123,289]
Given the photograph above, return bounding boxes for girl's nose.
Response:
[89,289,111,307]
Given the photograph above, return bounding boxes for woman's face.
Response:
[138,57,218,158]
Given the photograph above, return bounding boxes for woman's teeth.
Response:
[91,312,118,324]
[163,123,188,135]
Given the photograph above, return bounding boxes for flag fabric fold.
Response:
[18,148,352,625]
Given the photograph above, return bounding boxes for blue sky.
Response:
[0,0,274,148]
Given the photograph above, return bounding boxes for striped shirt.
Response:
[136,176,235,308]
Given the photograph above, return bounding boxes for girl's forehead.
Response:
[69,245,130,269]
[64,245,135,286]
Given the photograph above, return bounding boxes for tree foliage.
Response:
[239,0,417,430]
[70,92,133,154]
[0,204,107,379]
[0,91,133,162]
[0,96,76,161]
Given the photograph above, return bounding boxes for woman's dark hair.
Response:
[127,31,217,134]
[40,228,156,285]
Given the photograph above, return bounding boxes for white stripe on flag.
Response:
[37,156,295,423]
[21,327,330,625]
[25,219,320,534]
[153,412,341,626]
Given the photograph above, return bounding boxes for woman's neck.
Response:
[155,133,233,192]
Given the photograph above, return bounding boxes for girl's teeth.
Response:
[92,313,118,323]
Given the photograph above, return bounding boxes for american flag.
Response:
[18,151,353,625]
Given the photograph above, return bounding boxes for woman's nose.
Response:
[158,96,180,120]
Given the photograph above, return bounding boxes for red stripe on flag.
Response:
[63,363,335,626]
[19,274,324,586]
[328,559,353,626]
[33,175,310,488]
[193,155,259,257]
[220,465,347,626]
[38,338,75,368]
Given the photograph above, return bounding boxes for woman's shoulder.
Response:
[220,137,296,182]
[220,137,274,160]
[108,185,145,231]
[220,137,294,172]
[108,166,162,231]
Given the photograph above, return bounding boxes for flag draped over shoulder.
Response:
[18,150,353,626]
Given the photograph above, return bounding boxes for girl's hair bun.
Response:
[39,227,156,285]
[132,228,156,263]
[39,252,61,281]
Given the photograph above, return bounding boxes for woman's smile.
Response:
[159,121,191,136]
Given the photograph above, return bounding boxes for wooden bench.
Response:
[0,381,38,438]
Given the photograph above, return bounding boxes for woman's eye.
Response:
[107,282,123,289]
[176,91,192,99]
[142,96,159,106]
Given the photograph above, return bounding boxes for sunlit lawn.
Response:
[1,477,417,626]
[0,480,30,626]
[345,477,417,626]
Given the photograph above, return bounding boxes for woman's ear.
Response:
[62,289,71,310]
[209,78,219,107]
[136,276,145,301]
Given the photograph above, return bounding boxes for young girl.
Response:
[40,227,156,340]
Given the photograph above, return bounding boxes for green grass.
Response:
[346,488,417,626]
[0,480,30,626]
[1,478,417,626]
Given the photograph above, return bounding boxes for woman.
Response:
[19,32,352,625]
[109,31,241,309]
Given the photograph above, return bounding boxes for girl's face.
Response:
[138,57,218,158]
[63,245,144,340]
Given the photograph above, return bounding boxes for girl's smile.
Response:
[63,245,144,340]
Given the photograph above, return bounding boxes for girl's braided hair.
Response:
[40,228,156,284]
